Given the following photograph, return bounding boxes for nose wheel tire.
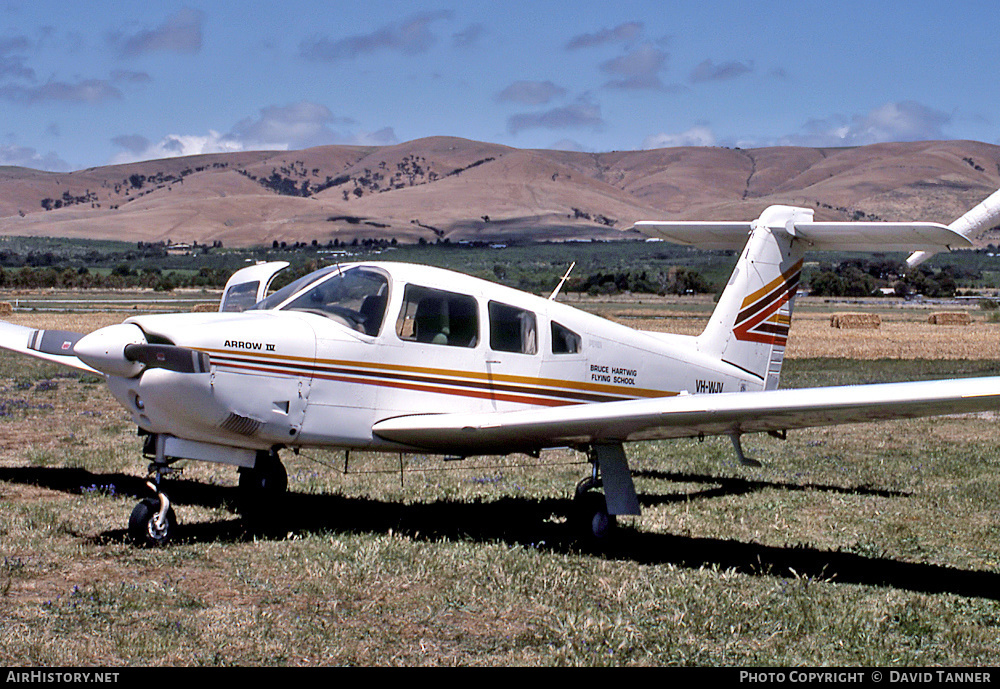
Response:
[128,497,177,547]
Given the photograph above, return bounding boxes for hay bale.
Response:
[830,312,881,329]
[928,311,971,325]
[191,303,217,312]
[0,302,12,315]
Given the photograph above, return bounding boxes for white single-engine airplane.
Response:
[3,187,1000,546]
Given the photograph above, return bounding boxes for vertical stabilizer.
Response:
[696,206,807,391]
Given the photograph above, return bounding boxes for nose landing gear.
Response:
[127,434,289,546]
[128,462,178,547]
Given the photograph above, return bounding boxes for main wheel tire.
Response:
[128,498,177,547]
[239,459,288,498]
[574,490,617,542]
[238,456,288,527]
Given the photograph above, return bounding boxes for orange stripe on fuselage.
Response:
[200,347,675,401]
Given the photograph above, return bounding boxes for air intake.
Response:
[220,412,262,437]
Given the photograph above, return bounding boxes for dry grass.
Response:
[786,314,1000,360]
[598,299,1000,360]
[5,311,125,332]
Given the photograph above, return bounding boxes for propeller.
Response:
[72,323,211,378]
[124,343,211,374]
[27,329,86,357]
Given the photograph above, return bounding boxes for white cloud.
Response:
[300,11,453,61]
[112,7,204,58]
[452,23,485,49]
[565,22,643,50]
[350,127,398,146]
[507,98,604,134]
[109,130,244,164]
[229,101,351,150]
[229,101,397,148]
[547,138,588,152]
[643,126,716,149]
[496,80,567,105]
[689,59,753,83]
[0,79,121,104]
[780,101,952,147]
[0,143,70,171]
[109,101,399,164]
[600,44,668,90]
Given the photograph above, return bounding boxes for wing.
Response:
[372,377,1000,455]
[0,320,99,374]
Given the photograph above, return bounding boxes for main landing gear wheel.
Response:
[128,497,177,547]
[573,477,617,542]
[238,450,288,524]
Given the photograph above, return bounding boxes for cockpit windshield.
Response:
[252,266,389,336]
[250,266,340,312]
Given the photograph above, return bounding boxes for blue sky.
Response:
[3,0,999,171]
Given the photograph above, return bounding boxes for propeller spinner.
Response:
[72,324,210,377]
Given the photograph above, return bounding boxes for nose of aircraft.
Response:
[74,323,213,378]
[74,323,148,377]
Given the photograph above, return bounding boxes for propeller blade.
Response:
[28,329,85,357]
[123,344,211,374]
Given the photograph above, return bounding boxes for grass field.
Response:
[1,296,999,666]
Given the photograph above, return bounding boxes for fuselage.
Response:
[105,262,762,454]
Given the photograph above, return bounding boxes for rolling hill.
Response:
[1,136,999,247]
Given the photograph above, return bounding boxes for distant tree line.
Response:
[0,266,228,291]
[806,258,977,298]
[576,268,713,296]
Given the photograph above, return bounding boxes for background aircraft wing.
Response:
[0,320,99,374]
[372,377,1000,455]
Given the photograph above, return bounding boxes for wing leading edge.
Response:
[372,377,1000,455]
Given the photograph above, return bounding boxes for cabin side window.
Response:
[488,301,537,355]
[551,321,581,354]
[396,285,479,347]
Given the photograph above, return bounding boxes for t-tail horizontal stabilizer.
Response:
[907,187,1000,267]
[634,212,973,254]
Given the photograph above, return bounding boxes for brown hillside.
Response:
[1,137,998,246]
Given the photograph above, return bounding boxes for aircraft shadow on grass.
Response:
[2,464,997,601]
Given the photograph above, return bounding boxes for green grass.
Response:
[1,331,1000,665]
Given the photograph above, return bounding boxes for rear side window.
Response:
[488,301,537,355]
[551,321,581,354]
[396,285,479,347]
